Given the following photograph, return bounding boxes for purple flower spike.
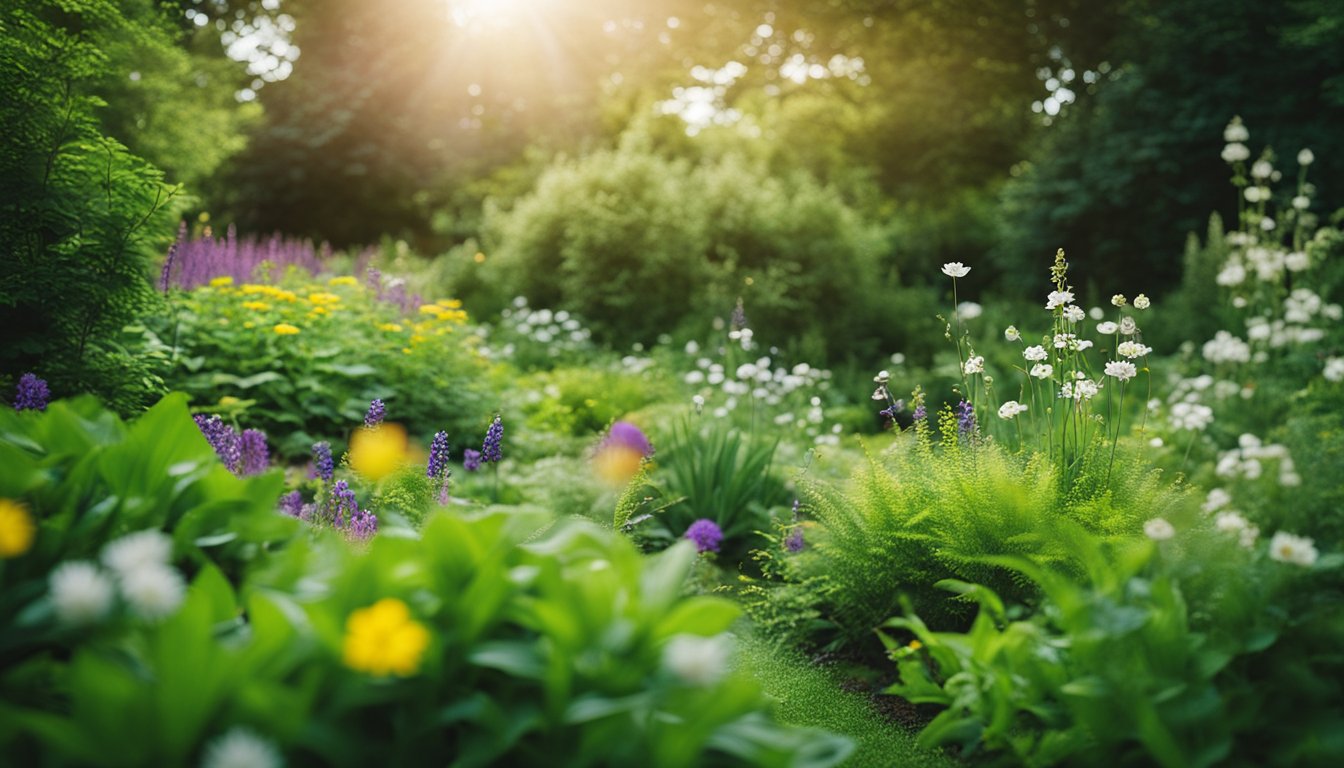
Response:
[194,414,241,473]
[278,490,304,518]
[463,448,482,472]
[364,399,386,428]
[14,373,50,412]
[312,441,334,482]
[481,416,503,463]
[685,518,724,554]
[427,430,451,479]
[240,429,269,476]
[912,405,927,421]
[348,508,378,541]
[331,480,358,528]
[956,400,976,435]
[785,527,805,553]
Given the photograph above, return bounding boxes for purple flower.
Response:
[602,421,653,457]
[912,405,927,421]
[364,399,385,428]
[347,508,378,541]
[730,298,748,332]
[685,518,724,554]
[194,414,241,473]
[278,490,304,518]
[239,429,269,476]
[878,399,904,422]
[956,400,976,436]
[785,527,805,553]
[312,441,334,482]
[427,430,451,479]
[463,448,482,472]
[14,373,50,412]
[481,416,503,463]
[331,480,358,528]
[365,266,383,297]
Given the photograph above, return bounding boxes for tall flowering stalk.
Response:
[194,414,242,474]
[481,415,503,502]
[364,399,386,429]
[427,430,451,505]
[13,373,50,412]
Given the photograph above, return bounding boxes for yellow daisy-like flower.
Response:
[308,307,329,317]
[209,276,234,288]
[0,499,36,559]
[308,292,341,305]
[241,301,270,311]
[241,283,273,295]
[243,321,256,329]
[418,304,445,317]
[473,252,486,264]
[274,290,299,303]
[342,598,431,676]
[378,323,404,332]
[409,334,426,345]
[328,276,359,287]
[273,323,301,335]
[435,298,463,309]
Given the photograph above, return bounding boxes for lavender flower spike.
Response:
[956,400,976,436]
[463,448,482,472]
[194,414,241,473]
[330,480,358,528]
[427,431,451,479]
[239,429,269,476]
[278,490,304,518]
[312,441,334,482]
[14,373,50,412]
[481,416,503,463]
[685,519,724,554]
[364,399,385,428]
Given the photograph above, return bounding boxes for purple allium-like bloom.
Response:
[239,429,269,476]
[364,399,385,428]
[347,508,378,541]
[481,416,503,463]
[14,373,50,412]
[278,490,304,518]
[956,400,976,435]
[331,480,358,528]
[427,430,451,479]
[194,414,241,473]
[602,421,653,457]
[463,448,482,472]
[685,518,724,554]
[785,527,805,553]
[312,441,334,482]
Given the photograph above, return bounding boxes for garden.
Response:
[3,1,1343,766]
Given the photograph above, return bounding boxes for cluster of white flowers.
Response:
[686,347,839,443]
[1214,511,1260,549]
[1051,333,1093,352]
[1023,345,1048,362]
[201,727,284,768]
[963,355,985,375]
[1117,341,1152,359]
[49,529,187,626]
[1104,360,1138,381]
[1045,290,1074,310]
[1325,357,1344,383]
[1201,330,1251,364]
[1060,373,1102,401]
[1169,401,1214,431]
[1215,433,1300,486]
[1268,531,1319,567]
[662,633,733,686]
[476,297,594,361]
[1144,517,1176,541]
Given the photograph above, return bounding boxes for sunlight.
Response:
[449,0,546,28]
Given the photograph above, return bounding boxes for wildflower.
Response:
[956,400,976,434]
[1202,488,1232,513]
[1324,358,1344,383]
[364,399,386,428]
[347,508,379,541]
[1024,345,1048,362]
[1052,333,1075,349]
[1045,290,1074,310]
[481,416,503,463]
[941,262,970,278]
[312,441,334,482]
[1111,294,1127,307]
[997,401,1028,419]
[463,448,482,472]
[1144,518,1176,541]
[1215,511,1249,534]
[1060,378,1101,401]
[201,727,283,768]
[685,519,724,553]
[1062,305,1085,323]
[594,422,653,486]
[1104,360,1138,381]
[349,423,408,481]
[1285,251,1310,272]
[427,431,451,480]
[101,529,172,578]
[1133,294,1150,310]
[785,526,805,553]
[120,564,186,621]
[963,355,985,375]
[1097,321,1119,335]
[912,405,927,421]
[663,634,732,686]
[1004,325,1021,341]
[1216,262,1247,286]
[239,429,269,476]
[1221,143,1250,163]
[1169,402,1214,431]
[194,414,241,473]
[957,301,983,319]
[48,561,115,625]
[1268,531,1318,567]
[691,395,705,413]
[1297,148,1314,166]
[1261,217,1276,232]
[1293,195,1311,210]
[1223,117,1249,143]
[0,498,36,558]
[1202,331,1251,364]
[329,275,359,287]
[273,323,300,335]
[330,480,358,528]
[1239,526,1260,549]
[1030,363,1053,379]
[1117,341,1152,358]
[241,301,270,311]
[1118,317,1138,335]
[209,276,234,287]
[342,598,431,676]
[729,298,748,331]
[14,373,51,411]
[1251,160,1273,180]
[278,490,304,518]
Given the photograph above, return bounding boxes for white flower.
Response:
[101,529,172,578]
[1221,142,1250,163]
[1052,333,1074,349]
[873,369,890,384]
[1215,511,1249,533]
[1216,262,1247,286]
[1111,294,1127,307]
[1261,217,1276,232]
[871,387,888,401]
[201,727,283,768]
[1244,187,1263,204]
[963,356,985,375]
[1062,305,1085,323]
[119,564,186,621]
[1240,526,1260,549]
[692,394,705,408]
[1133,294,1150,310]
[684,371,705,385]
[1224,119,1249,143]
[1097,321,1119,335]
[1117,341,1152,358]
[1061,378,1101,401]
[1105,360,1137,381]
[1293,195,1311,210]
[1170,402,1214,431]
[49,562,115,626]
[735,363,757,380]
[1119,317,1138,335]
[1298,148,1314,166]
[1202,488,1232,513]
[941,262,971,278]
[997,401,1028,419]
[1149,437,1164,448]
[1251,160,1273,180]
[1023,345,1048,362]
[1089,306,1105,320]
[1284,251,1310,272]
[1268,531,1318,567]
[957,301,983,319]
[1076,339,1094,351]
[1325,357,1344,383]
[1045,290,1074,310]
[1030,363,1054,379]
[663,633,733,686]
[1004,325,1021,341]
[1144,518,1175,541]
[1202,331,1251,364]
[684,340,700,355]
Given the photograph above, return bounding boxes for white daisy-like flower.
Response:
[1097,321,1119,335]
[1075,339,1094,351]
[119,564,186,621]
[49,561,116,626]
[1216,262,1247,286]
[663,633,733,686]
[1221,143,1250,163]
[941,262,971,278]
[101,529,173,579]
[1004,325,1021,342]
[1118,317,1138,336]
[1105,360,1137,381]
[1224,118,1249,143]
[1062,305,1085,323]
[1202,488,1232,513]
[1215,511,1249,533]
[1117,341,1152,358]
[1268,531,1318,567]
[1144,518,1175,541]
[1023,345,1048,362]
[1111,294,1127,307]
[1297,148,1314,166]
[1251,160,1273,180]
[1133,294,1150,310]
[735,363,757,380]
[1244,186,1263,203]
[997,401,1028,419]
[963,356,985,375]
[1045,290,1074,310]
[1030,363,1053,379]
[201,727,284,768]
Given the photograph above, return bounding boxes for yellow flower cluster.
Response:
[240,284,299,303]
[342,598,431,676]
[273,323,301,335]
[0,499,36,558]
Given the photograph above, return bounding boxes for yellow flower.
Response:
[241,284,273,295]
[274,290,299,303]
[218,396,241,407]
[378,323,404,333]
[418,304,446,317]
[908,640,923,651]
[273,323,301,335]
[209,276,234,287]
[342,598,431,676]
[328,276,359,287]
[435,298,463,309]
[241,301,270,311]
[308,306,329,316]
[308,292,341,305]
[473,252,486,264]
[410,334,426,345]
[0,499,36,558]
[243,321,256,329]
[593,445,644,487]
[349,423,408,480]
